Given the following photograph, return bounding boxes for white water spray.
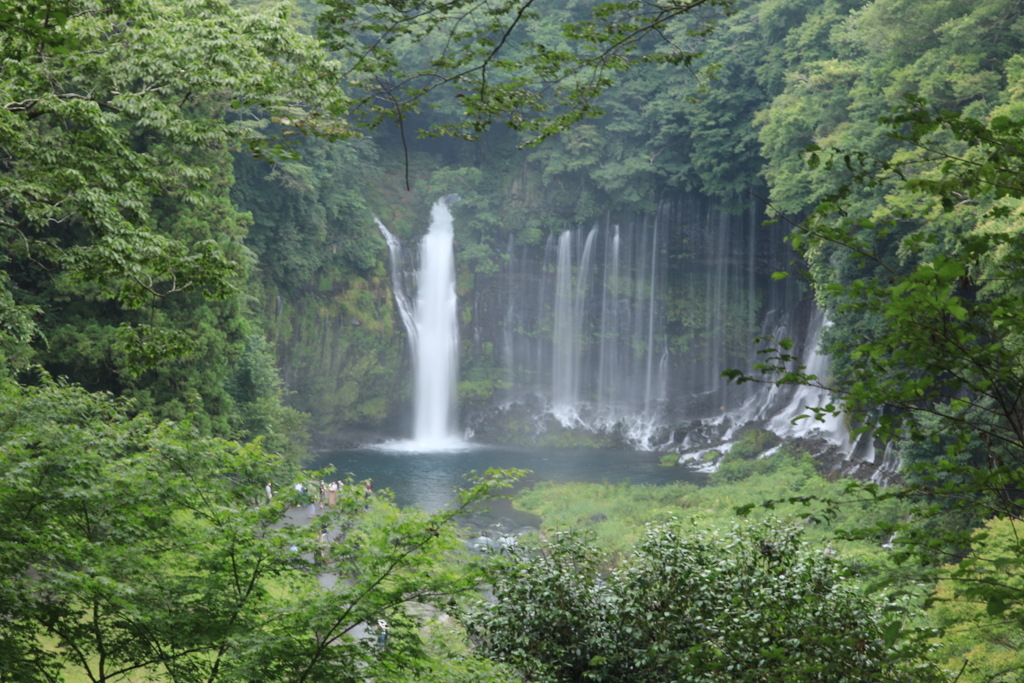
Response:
[551,230,576,408]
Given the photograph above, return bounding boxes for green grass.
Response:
[513,449,911,573]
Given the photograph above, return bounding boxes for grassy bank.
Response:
[513,448,911,575]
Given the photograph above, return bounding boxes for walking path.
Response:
[276,501,374,641]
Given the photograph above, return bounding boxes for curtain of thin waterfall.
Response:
[630,219,650,409]
[706,209,729,405]
[498,192,807,428]
[746,194,758,404]
[500,217,668,424]
[573,227,598,404]
[504,234,516,389]
[377,219,417,347]
[596,224,619,410]
[649,202,670,412]
[489,193,875,467]
[534,234,556,395]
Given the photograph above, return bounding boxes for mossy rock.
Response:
[535,426,618,449]
[702,450,722,463]
[729,429,780,461]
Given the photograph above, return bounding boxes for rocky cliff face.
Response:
[262,270,409,437]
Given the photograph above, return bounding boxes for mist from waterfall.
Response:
[377,198,462,450]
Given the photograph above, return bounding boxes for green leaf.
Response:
[986,598,1009,616]
[882,620,901,648]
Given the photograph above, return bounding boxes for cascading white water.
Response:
[675,305,882,474]
[643,220,658,414]
[377,219,417,346]
[412,200,460,445]
[377,199,462,450]
[496,196,821,451]
[473,193,887,479]
[766,309,846,443]
[378,192,889,478]
[574,227,598,393]
[551,231,576,408]
[503,214,668,446]
[596,226,619,409]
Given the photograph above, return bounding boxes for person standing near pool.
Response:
[328,481,337,506]
[316,523,329,566]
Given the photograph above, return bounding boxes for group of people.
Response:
[263,478,374,517]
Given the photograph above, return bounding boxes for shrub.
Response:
[467,520,942,682]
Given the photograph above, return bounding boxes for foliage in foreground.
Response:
[0,376,522,683]
[466,520,941,682]
[926,517,1024,682]
[722,74,1024,679]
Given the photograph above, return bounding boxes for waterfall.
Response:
[378,191,889,479]
[498,216,668,445]
[596,225,619,409]
[412,200,460,445]
[388,189,883,479]
[643,220,658,414]
[535,234,556,395]
[504,234,516,388]
[377,219,417,346]
[766,309,846,443]
[572,227,598,404]
[489,194,813,450]
[551,231,576,408]
[377,199,462,450]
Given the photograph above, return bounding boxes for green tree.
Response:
[0,374,523,683]
[0,0,351,331]
[728,89,1024,647]
[928,517,1024,682]
[467,520,940,681]
[0,0,358,450]
[316,0,735,150]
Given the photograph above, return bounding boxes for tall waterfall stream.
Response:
[377,198,463,451]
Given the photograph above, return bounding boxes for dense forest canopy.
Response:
[3,0,1024,679]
